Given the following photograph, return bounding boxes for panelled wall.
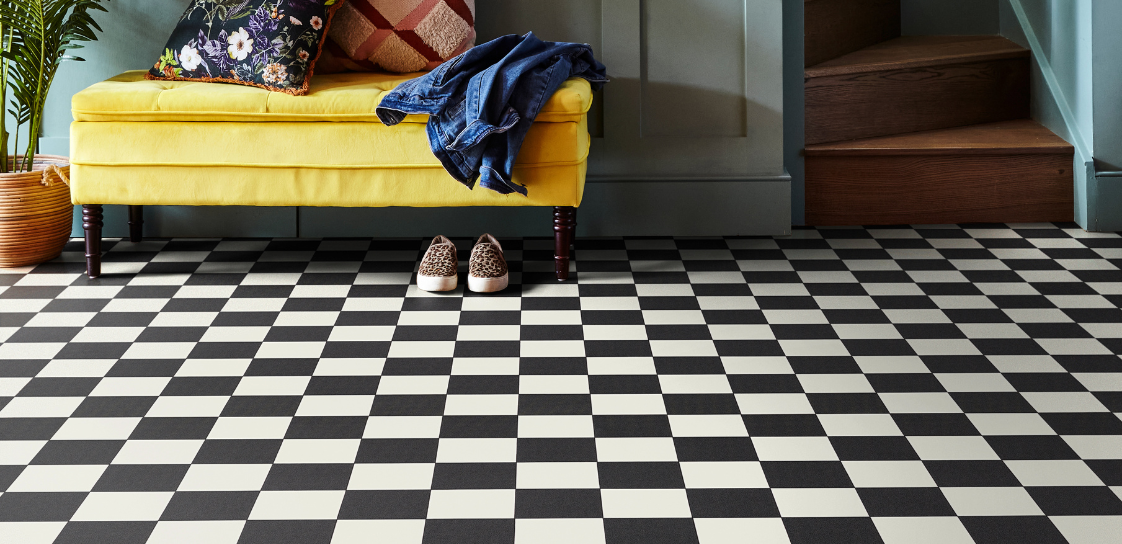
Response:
[53,0,788,238]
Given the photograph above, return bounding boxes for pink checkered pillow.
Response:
[318,0,475,73]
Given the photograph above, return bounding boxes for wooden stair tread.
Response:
[805,120,1072,156]
[805,35,1029,78]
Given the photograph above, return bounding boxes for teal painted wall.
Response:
[42,1,183,153]
[1091,2,1122,172]
[1000,0,1096,228]
[783,0,804,225]
[902,0,999,35]
[1090,1,1122,230]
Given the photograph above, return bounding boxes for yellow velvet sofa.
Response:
[70,70,592,280]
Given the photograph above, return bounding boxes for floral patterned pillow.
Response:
[147,0,344,95]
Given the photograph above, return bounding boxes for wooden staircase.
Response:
[803,0,1074,225]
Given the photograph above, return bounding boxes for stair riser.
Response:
[805,0,901,67]
[805,153,1074,225]
[806,57,1030,145]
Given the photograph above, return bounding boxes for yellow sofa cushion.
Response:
[69,162,586,208]
[72,70,593,124]
[69,117,589,208]
[70,70,590,208]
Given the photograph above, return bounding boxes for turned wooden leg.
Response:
[128,205,144,243]
[83,204,104,279]
[553,206,576,281]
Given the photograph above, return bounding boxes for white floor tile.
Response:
[375,375,449,395]
[601,489,692,518]
[332,520,425,544]
[248,490,345,519]
[591,394,667,415]
[435,438,518,463]
[772,488,868,517]
[680,461,768,489]
[177,464,271,491]
[735,394,814,415]
[90,377,171,397]
[295,395,374,417]
[51,417,141,440]
[0,397,83,418]
[797,374,873,393]
[0,522,66,544]
[147,520,245,544]
[274,439,361,464]
[519,375,589,394]
[8,465,107,492]
[873,517,974,544]
[348,463,435,490]
[254,341,326,359]
[516,462,600,489]
[879,392,962,413]
[941,486,1043,516]
[967,413,1056,435]
[364,416,443,438]
[232,376,310,396]
[658,375,733,395]
[207,416,291,439]
[843,461,936,488]
[517,415,594,438]
[907,436,998,460]
[1005,460,1105,486]
[444,395,520,416]
[1062,435,1122,459]
[427,489,515,518]
[112,440,204,465]
[71,491,174,521]
[515,519,606,544]
[751,437,838,461]
[146,396,230,417]
[1023,392,1109,413]
[1050,516,1122,544]
[694,518,790,544]
[818,414,902,436]
[595,437,678,462]
[668,415,749,437]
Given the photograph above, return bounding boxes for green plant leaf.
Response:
[0,0,111,168]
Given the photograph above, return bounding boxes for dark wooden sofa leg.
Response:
[83,205,103,279]
[128,205,144,243]
[553,206,576,281]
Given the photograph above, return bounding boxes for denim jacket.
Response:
[376,32,608,196]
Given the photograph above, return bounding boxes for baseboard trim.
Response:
[1089,166,1122,232]
[302,179,792,237]
[73,179,792,238]
[587,174,792,183]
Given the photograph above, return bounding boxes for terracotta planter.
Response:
[0,155,73,268]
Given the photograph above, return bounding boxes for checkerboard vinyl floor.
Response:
[1,223,1121,544]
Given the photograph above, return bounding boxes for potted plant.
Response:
[0,0,109,267]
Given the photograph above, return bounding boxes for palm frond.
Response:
[0,0,110,171]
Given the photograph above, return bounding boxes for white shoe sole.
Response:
[468,273,508,293]
[417,274,458,292]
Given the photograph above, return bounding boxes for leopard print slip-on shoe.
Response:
[468,233,509,293]
[417,235,459,292]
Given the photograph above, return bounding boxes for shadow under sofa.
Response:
[69,70,594,281]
